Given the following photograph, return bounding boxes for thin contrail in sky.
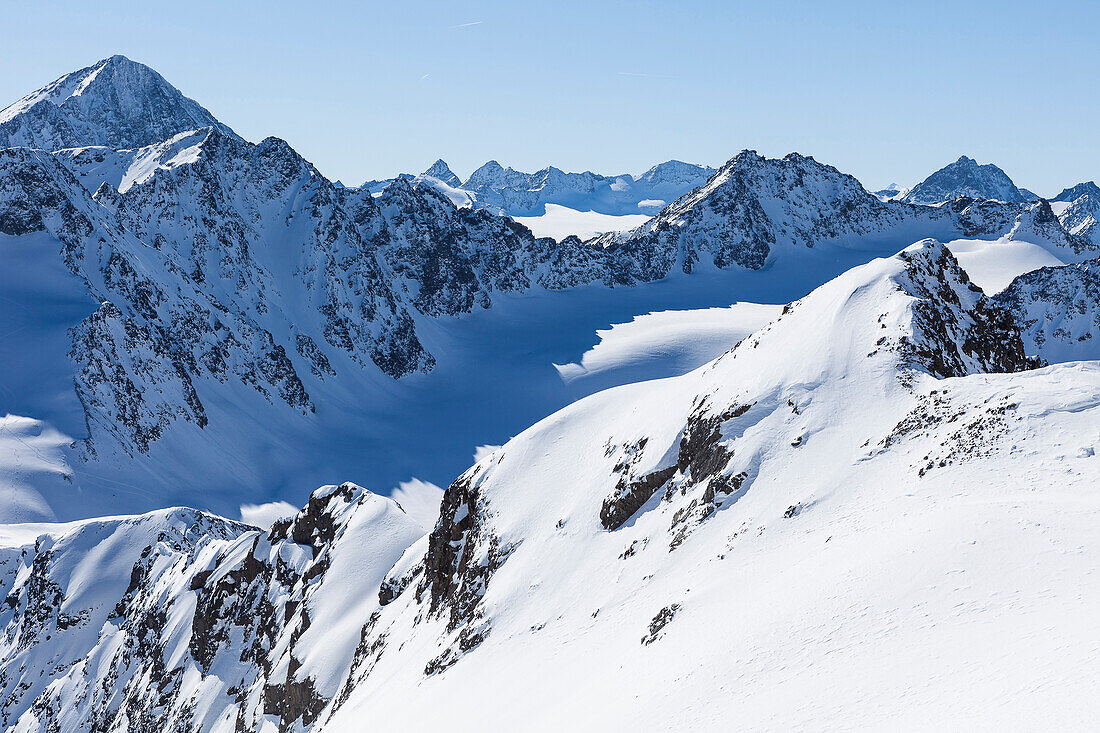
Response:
[453,21,482,28]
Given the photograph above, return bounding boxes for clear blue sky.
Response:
[2,0,1097,193]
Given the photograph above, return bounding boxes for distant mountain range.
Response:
[3,54,1100,733]
[363,157,719,217]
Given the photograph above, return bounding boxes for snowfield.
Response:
[946,237,1065,293]
[321,241,1100,732]
[3,52,1100,732]
[554,301,782,391]
[513,203,651,240]
[3,241,1099,731]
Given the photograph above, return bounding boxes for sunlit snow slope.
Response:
[6,242,1097,732]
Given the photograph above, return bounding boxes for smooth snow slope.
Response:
[2,241,1098,732]
[513,203,650,240]
[0,222,1079,524]
[946,237,1066,293]
[554,302,782,393]
[323,241,1100,732]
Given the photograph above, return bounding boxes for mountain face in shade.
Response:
[5,242,1100,731]
[1,56,1096,530]
[0,55,237,150]
[1051,181,1100,202]
[902,156,1028,205]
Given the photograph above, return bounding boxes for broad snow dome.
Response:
[0,54,238,151]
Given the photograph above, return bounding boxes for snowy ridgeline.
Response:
[3,133,1098,524]
[2,241,1100,731]
[364,157,719,222]
[1,55,1100,528]
[2,54,1100,731]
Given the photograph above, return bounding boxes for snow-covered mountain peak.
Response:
[1058,190,1100,247]
[421,158,461,187]
[0,55,237,151]
[1052,181,1100,203]
[591,149,909,275]
[902,155,1027,205]
[721,239,1030,386]
[453,158,714,217]
[636,159,716,187]
[873,182,908,201]
[463,159,506,188]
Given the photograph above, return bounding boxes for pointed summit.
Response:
[463,159,506,188]
[0,55,237,151]
[420,158,461,187]
[902,156,1026,205]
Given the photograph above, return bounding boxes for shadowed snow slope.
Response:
[554,302,782,393]
[321,240,1097,731]
[6,242,1099,731]
[2,57,1098,528]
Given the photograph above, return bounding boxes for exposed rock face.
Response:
[353,177,615,314]
[1057,189,1100,251]
[0,485,422,732]
[894,242,1034,377]
[87,127,434,379]
[0,508,250,730]
[593,151,927,276]
[0,55,237,150]
[0,138,430,462]
[901,155,1028,205]
[995,258,1100,362]
[4,241,1100,731]
[1051,181,1100,203]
